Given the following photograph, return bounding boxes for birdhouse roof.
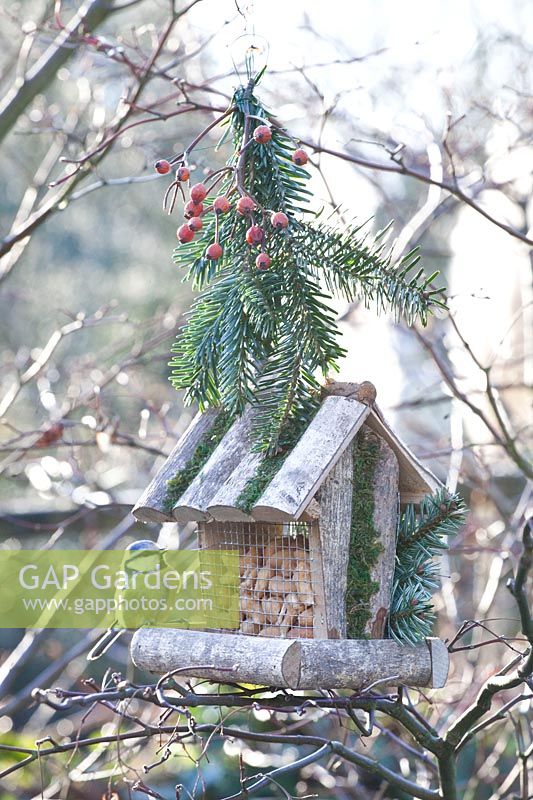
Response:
[133,382,442,525]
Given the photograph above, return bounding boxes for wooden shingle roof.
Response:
[133,382,441,525]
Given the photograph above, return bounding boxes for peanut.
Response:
[255,565,273,595]
[287,626,313,638]
[241,567,257,591]
[269,574,294,596]
[240,620,261,635]
[258,625,287,637]
[297,607,314,629]
[240,593,262,620]
[262,538,287,569]
[295,574,314,606]
[262,596,283,624]
[285,591,305,616]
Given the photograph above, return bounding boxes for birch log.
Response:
[173,406,256,522]
[296,637,447,689]
[131,628,302,688]
[207,447,263,521]
[131,629,448,689]
[322,380,377,406]
[321,379,441,503]
[132,409,221,524]
[252,396,370,522]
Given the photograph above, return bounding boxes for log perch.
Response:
[131,627,302,688]
[131,629,449,689]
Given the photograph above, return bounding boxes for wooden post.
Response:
[316,448,353,639]
[307,522,328,639]
[131,629,448,689]
[359,427,399,637]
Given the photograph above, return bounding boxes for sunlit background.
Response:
[0,0,531,796]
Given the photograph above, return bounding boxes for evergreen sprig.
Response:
[168,75,446,452]
[388,490,466,645]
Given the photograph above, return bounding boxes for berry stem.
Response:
[236,138,255,157]
[236,113,252,196]
[179,106,236,163]
[163,180,179,214]
[205,166,234,197]
[214,206,220,244]
[236,113,267,216]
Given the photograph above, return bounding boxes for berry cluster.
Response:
[154,126,308,270]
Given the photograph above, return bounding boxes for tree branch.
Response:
[297,138,533,247]
[0,0,117,144]
[445,519,533,751]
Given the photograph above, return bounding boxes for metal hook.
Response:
[229,33,269,82]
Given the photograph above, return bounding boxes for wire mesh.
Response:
[198,521,318,639]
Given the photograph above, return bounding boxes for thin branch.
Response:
[296,137,533,247]
[0,0,117,145]
[445,520,533,751]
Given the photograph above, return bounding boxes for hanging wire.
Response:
[235,0,255,33]
[230,0,269,83]
[230,34,269,81]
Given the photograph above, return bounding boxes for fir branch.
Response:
[388,489,466,645]
[291,221,445,326]
[167,78,449,451]
[398,492,466,551]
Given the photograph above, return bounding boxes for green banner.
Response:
[0,549,240,630]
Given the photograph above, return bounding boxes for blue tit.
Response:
[87,539,162,661]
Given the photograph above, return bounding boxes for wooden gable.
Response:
[132,382,442,525]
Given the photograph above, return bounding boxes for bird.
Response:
[87,539,162,661]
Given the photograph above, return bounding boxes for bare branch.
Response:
[0,0,117,144]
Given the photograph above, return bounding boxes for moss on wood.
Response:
[236,407,319,514]
[235,451,287,513]
[163,410,234,513]
[346,430,383,638]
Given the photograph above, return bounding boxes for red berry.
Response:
[236,196,255,215]
[188,217,203,232]
[292,148,308,166]
[213,196,230,214]
[190,183,207,203]
[155,159,171,174]
[177,166,190,182]
[177,224,194,243]
[184,201,203,219]
[206,242,223,260]
[246,225,264,245]
[253,124,272,144]
[256,253,271,270]
[271,211,289,229]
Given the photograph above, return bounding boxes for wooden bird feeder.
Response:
[130,381,449,691]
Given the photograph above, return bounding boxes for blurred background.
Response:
[0,0,531,797]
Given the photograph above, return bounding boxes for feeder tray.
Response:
[131,381,449,690]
